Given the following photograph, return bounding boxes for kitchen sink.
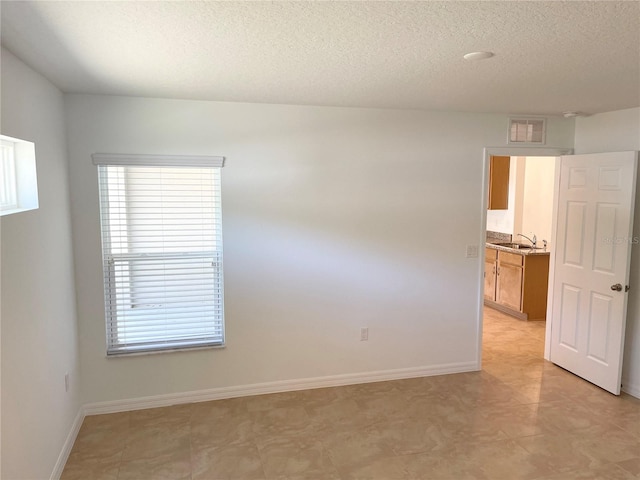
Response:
[489,242,533,249]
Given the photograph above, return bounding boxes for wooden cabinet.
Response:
[484,247,550,321]
[497,256,523,311]
[488,155,510,210]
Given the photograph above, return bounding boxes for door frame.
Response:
[477,146,573,368]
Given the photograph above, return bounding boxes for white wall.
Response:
[64,94,574,405]
[520,156,556,246]
[1,48,81,479]
[511,157,526,237]
[575,108,640,155]
[574,108,640,397]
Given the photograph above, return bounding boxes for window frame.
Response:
[0,139,18,211]
[0,134,39,216]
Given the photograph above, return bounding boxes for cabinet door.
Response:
[484,260,497,301]
[497,262,523,311]
[488,156,510,210]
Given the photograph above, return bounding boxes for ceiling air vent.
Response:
[508,117,546,144]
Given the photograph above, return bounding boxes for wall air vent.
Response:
[508,117,546,145]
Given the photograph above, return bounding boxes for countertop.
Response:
[485,242,551,256]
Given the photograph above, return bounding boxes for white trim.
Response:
[622,377,640,399]
[544,156,563,361]
[476,153,491,368]
[91,153,225,168]
[83,361,478,415]
[50,408,85,480]
[484,147,573,157]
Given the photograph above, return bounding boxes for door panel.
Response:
[558,284,580,351]
[592,203,617,273]
[550,151,637,395]
[563,202,586,266]
[587,292,611,363]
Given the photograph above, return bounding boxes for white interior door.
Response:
[549,151,638,395]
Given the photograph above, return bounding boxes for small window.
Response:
[0,134,38,216]
[1,140,18,212]
[93,154,225,355]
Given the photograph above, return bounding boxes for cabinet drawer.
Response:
[498,250,524,266]
[486,248,497,261]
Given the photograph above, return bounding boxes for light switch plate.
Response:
[466,245,479,258]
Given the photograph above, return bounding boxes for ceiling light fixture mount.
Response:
[562,111,587,118]
[463,51,495,61]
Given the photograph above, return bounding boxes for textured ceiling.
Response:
[1,1,639,115]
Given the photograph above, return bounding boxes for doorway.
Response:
[480,148,639,395]
[477,147,571,370]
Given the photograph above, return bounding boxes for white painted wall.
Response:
[574,107,640,398]
[64,94,574,404]
[575,109,640,155]
[1,48,81,479]
[520,156,556,247]
[512,157,527,237]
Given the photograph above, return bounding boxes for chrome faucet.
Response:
[517,233,537,248]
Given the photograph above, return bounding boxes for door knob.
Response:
[611,283,623,291]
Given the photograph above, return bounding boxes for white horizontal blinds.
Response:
[96,158,224,355]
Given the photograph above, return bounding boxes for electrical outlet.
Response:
[65,373,69,392]
[360,327,369,341]
[466,245,479,258]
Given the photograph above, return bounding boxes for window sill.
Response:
[1,205,38,217]
[106,343,225,358]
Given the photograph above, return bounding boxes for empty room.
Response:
[1,1,639,479]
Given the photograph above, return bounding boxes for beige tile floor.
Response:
[62,307,640,480]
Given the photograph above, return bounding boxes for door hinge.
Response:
[625,285,631,292]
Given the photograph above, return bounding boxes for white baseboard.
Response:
[83,361,478,415]
[50,407,85,480]
[622,378,640,399]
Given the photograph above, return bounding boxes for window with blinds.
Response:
[93,154,225,355]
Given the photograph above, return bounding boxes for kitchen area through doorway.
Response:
[483,155,557,360]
